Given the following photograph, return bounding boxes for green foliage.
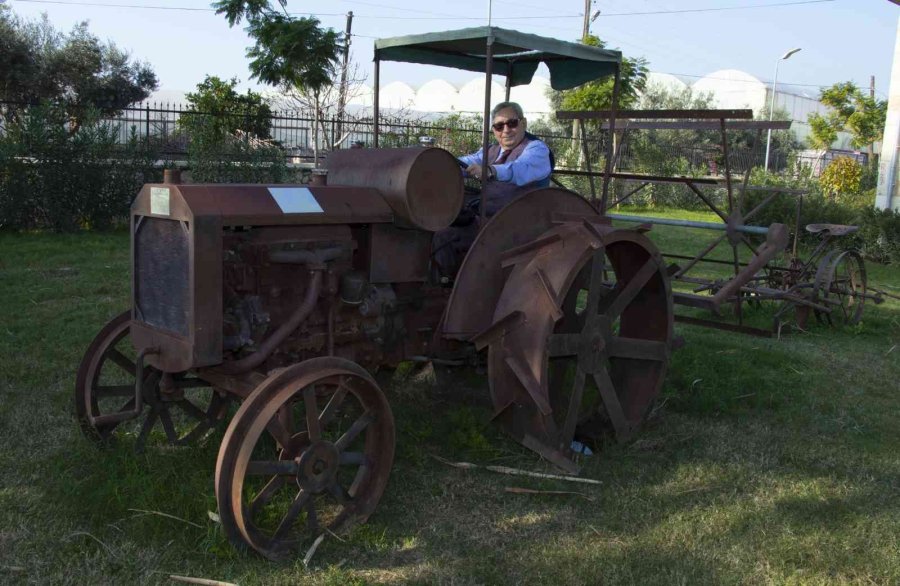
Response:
[0,101,158,231]
[186,138,290,184]
[212,0,340,94]
[624,83,716,207]
[807,81,887,150]
[180,76,273,140]
[430,112,482,154]
[851,206,900,264]
[819,156,862,199]
[0,6,157,124]
[807,112,838,150]
[741,167,856,236]
[549,35,648,117]
[178,76,287,184]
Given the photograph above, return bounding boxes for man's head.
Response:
[491,101,527,150]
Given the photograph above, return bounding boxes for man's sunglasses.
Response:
[492,118,520,132]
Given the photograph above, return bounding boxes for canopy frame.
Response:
[371,26,624,216]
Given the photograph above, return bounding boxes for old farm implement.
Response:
[555,109,887,336]
[75,28,678,560]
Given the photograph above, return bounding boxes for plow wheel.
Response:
[75,311,229,451]
[814,250,867,326]
[215,357,395,560]
[484,221,672,472]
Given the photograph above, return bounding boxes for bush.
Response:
[819,156,862,200]
[0,102,158,231]
[187,133,292,184]
[850,206,900,264]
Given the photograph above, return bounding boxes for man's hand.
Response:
[465,163,494,181]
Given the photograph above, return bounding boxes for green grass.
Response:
[1,219,899,585]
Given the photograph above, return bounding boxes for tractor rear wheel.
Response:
[484,221,673,472]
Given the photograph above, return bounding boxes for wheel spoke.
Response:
[608,336,668,361]
[328,482,351,506]
[585,250,607,314]
[272,489,310,541]
[340,451,365,466]
[94,384,134,398]
[593,366,631,440]
[560,367,586,447]
[158,406,178,444]
[305,498,319,531]
[135,407,159,452]
[603,258,659,321]
[267,414,295,451]
[106,348,136,376]
[547,333,581,357]
[250,475,286,517]
[175,398,209,422]
[247,460,299,476]
[303,386,321,441]
[319,383,349,427]
[334,410,375,452]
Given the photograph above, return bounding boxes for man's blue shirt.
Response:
[458,139,552,186]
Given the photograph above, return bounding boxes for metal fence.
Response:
[1,100,796,174]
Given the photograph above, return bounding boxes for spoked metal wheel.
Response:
[814,250,867,326]
[75,311,229,450]
[215,357,395,560]
[484,221,672,472]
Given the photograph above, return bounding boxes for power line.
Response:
[596,0,836,17]
[10,0,345,13]
[9,0,581,19]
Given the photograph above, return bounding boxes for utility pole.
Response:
[869,75,876,162]
[582,0,591,41]
[336,11,353,148]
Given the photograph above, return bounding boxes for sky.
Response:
[4,0,899,101]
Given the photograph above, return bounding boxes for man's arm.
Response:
[491,140,551,186]
[458,148,484,172]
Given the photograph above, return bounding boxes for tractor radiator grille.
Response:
[134,217,190,337]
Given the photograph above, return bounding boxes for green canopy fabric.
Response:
[374,27,621,90]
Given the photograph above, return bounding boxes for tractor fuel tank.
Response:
[326,147,464,232]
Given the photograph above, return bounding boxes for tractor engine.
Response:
[128,147,463,375]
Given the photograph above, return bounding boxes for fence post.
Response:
[145,104,150,145]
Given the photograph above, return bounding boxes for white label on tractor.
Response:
[150,187,170,216]
[268,187,324,214]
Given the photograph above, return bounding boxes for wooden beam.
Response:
[556,109,754,121]
[598,120,793,130]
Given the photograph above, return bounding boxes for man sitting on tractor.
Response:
[432,101,553,281]
[458,101,553,215]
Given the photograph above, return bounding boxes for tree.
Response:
[179,75,273,141]
[807,81,887,157]
[0,6,157,125]
[213,0,341,95]
[550,35,648,115]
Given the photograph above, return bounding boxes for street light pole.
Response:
[764,47,801,172]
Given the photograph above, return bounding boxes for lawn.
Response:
[1,210,898,585]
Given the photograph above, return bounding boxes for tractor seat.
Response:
[805,223,858,237]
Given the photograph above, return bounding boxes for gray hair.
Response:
[491,101,525,120]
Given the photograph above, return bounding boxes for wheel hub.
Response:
[578,316,611,374]
[296,440,340,492]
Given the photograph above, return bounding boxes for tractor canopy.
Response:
[374,26,621,90]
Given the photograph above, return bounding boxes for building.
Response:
[341,69,849,149]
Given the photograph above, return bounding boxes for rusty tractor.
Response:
[74,28,675,560]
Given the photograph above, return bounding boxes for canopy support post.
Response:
[373,58,380,148]
[505,72,512,101]
[600,67,620,215]
[480,34,494,226]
